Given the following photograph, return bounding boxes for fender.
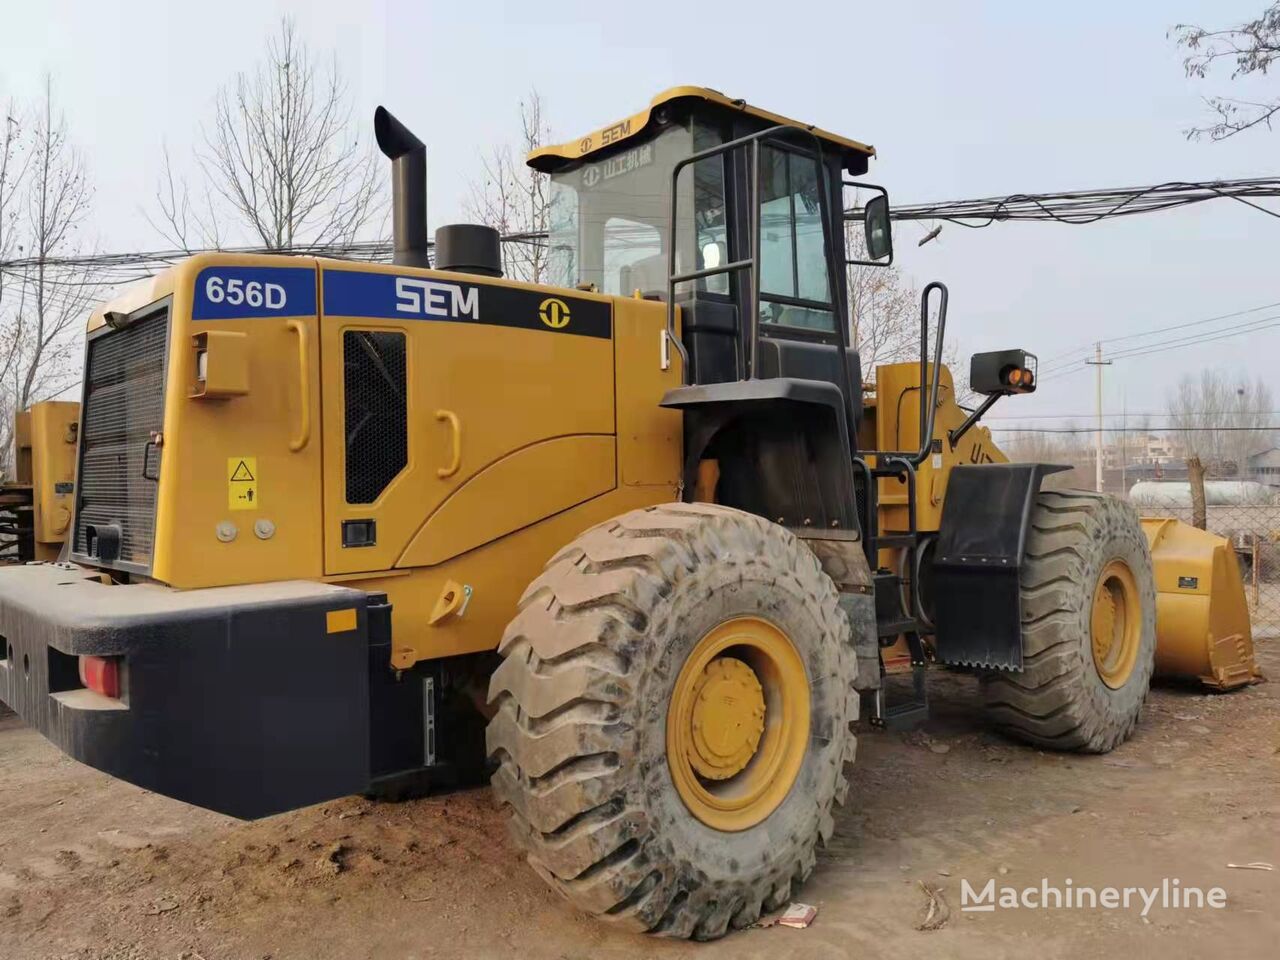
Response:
[661,378,860,534]
[931,462,1069,669]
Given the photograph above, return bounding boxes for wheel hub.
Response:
[688,658,766,780]
[1090,559,1141,689]
[1092,589,1115,657]
[666,616,810,832]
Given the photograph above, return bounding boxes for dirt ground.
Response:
[2,645,1278,960]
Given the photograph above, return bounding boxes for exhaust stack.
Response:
[374,106,429,268]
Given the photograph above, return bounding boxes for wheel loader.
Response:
[0,401,79,564]
[0,86,1260,939]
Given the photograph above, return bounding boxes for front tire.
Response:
[485,503,857,939]
[981,490,1156,752]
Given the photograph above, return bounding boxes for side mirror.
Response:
[970,349,1038,396]
[863,194,893,263]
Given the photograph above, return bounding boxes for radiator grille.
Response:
[344,330,407,504]
[73,308,170,569]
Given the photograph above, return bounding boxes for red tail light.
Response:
[79,656,121,699]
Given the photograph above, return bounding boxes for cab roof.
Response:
[526,85,876,173]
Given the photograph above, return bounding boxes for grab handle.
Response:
[436,409,461,478]
[286,319,311,452]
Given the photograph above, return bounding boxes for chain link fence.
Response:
[1122,469,1280,640]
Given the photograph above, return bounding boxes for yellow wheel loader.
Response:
[0,87,1259,939]
[0,401,79,564]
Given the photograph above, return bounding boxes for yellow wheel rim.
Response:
[666,617,809,831]
[1090,559,1141,689]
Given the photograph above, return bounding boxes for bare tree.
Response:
[155,18,383,250]
[1166,369,1275,474]
[844,224,968,405]
[149,144,224,251]
[846,226,920,371]
[17,81,99,405]
[0,80,101,475]
[464,90,552,283]
[1001,425,1093,489]
[0,102,29,314]
[0,101,29,476]
[1173,5,1280,140]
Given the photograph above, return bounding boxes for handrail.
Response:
[665,123,849,399]
[911,282,949,467]
[285,319,311,452]
[862,282,950,466]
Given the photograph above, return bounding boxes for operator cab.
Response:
[528,86,890,391]
[530,90,1052,734]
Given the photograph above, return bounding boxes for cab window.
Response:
[545,124,693,295]
[692,128,729,296]
[603,216,662,295]
[758,146,834,333]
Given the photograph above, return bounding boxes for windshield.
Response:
[546,123,723,297]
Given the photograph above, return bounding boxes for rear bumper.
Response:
[0,562,378,819]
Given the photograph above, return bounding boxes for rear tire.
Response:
[485,503,857,939]
[980,490,1156,753]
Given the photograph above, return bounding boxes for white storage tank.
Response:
[1128,480,1278,507]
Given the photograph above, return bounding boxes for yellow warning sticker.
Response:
[227,456,258,511]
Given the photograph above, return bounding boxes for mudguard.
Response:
[931,463,1068,669]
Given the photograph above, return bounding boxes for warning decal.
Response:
[228,457,259,511]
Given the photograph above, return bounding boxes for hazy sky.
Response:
[3,0,1277,431]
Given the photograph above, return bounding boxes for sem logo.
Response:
[539,297,571,329]
[395,277,480,320]
[600,119,632,145]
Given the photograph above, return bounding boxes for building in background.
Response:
[1247,447,1280,488]
[1098,433,1185,494]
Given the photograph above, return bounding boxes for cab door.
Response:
[318,264,617,576]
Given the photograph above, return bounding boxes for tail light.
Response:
[79,655,121,698]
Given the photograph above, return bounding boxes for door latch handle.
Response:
[141,431,163,481]
[435,409,461,478]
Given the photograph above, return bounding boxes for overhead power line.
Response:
[1038,300,1280,371]
[985,410,1280,420]
[1107,318,1280,362]
[876,177,1280,227]
[0,233,549,287]
[989,424,1280,434]
[2,176,1277,295]
[1036,309,1280,384]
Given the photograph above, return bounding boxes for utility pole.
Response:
[1086,343,1112,493]
[1121,391,1128,495]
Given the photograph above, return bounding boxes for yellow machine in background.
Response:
[0,401,79,563]
[862,361,1004,536]
[1141,518,1262,690]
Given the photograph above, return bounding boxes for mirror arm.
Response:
[948,392,1002,449]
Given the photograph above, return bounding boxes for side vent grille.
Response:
[344,330,407,504]
[73,307,170,570]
